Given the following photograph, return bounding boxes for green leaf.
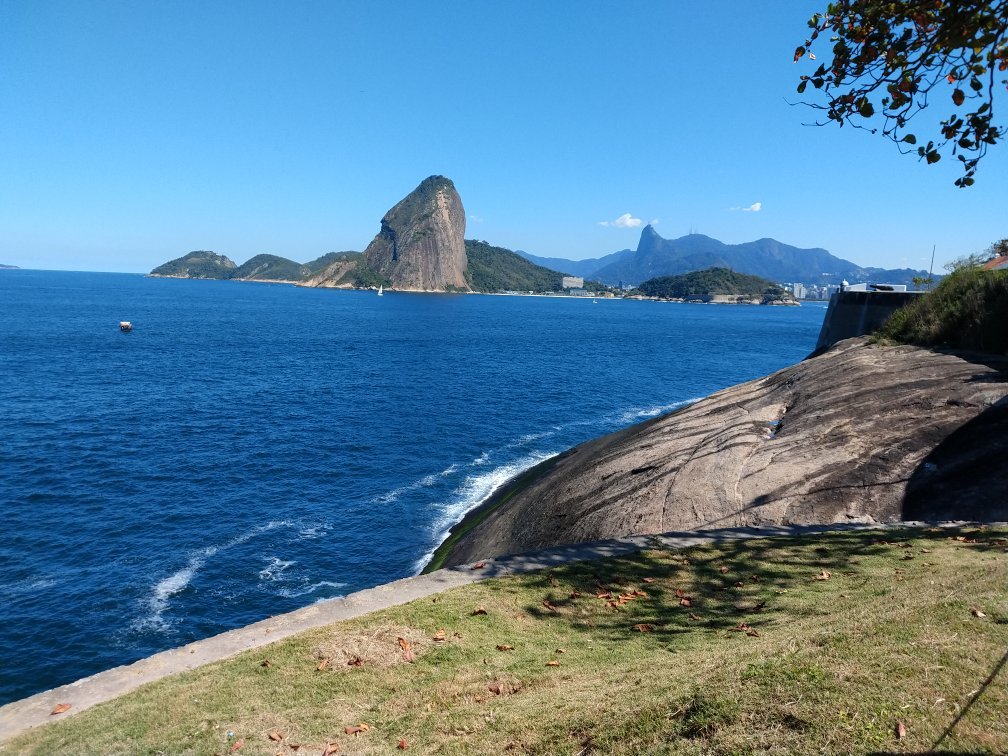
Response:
[902,134,917,144]
[952,88,965,106]
[797,80,808,94]
[926,150,942,164]
[858,99,875,118]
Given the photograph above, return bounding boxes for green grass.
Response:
[9,527,1008,755]
[873,266,1008,353]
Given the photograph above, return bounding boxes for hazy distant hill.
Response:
[516,248,635,278]
[523,226,930,287]
[0,264,19,269]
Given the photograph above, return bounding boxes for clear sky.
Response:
[2,1,1005,273]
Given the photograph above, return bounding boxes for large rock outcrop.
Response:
[435,338,1008,567]
[311,176,467,292]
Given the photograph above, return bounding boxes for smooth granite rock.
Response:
[438,337,1008,566]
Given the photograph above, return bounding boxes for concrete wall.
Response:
[815,290,922,352]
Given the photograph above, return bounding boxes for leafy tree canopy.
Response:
[795,0,1008,186]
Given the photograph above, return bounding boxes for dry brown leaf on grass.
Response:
[347,655,363,667]
[569,590,583,598]
[814,570,831,580]
[288,745,301,752]
[542,598,558,612]
[398,739,408,750]
[719,565,729,574]
[642,577,656,583]
[496,644,514,651]
[344,722,370,735]
[472,561,487,569]
[316,657,331,671]
[545,660,561,666]
[397,637,416,662]
[689,613,702,621]
[259,659,271,668]
[230,738,244,752]
[471,606,488,616]
[432,629,446,642]
[50,703,71,715]
[971,606,987,618]
[633,623,655,633]
[896,720,907,739]
[267,731,284,742]
[679,596,693,607]
[729,622,760,637]
[555,648,566,654]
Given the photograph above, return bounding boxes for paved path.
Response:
[0,521,987,744]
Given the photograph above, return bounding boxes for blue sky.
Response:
[2,1,1005,273]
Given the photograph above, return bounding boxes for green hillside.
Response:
[638,267,790,302]
[231,254,306,281]
[150,251,238,279]
[303,251,361,276]
[464,240,564,293]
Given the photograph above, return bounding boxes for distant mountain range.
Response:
[518,225,930,287]
[151,178,929,293]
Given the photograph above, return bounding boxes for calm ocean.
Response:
[0,270,826,704]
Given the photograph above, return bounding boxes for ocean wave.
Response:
[372,462,460,505]
[0,576,59,598]
[135,520,289,633]
[613,398,699,425]
[258,557,296,581]
[412,450,558,574]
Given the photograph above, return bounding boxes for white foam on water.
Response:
[506,430,556,448]
[258,557,296,581]
[372,462,461,505]
[135,520,289,633]
[471,451,490,466]
[276,580,347,599]
[297,524,331,540]
[615,398,699,425]
[412,450,558,574]
[0,576,58,598]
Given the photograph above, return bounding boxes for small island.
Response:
[0,264,19,270]
[636,267,799,305]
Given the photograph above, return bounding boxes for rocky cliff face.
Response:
[311,176,467,291]
[434,338,1008,567]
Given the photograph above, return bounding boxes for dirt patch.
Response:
[313,623,431,670]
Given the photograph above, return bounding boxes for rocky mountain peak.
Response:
[361,175,468,291]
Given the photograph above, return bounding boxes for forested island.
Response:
[636,267,798,304]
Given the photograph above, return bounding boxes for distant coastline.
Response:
[0,264,19,270]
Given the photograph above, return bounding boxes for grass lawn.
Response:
[8,526,1007,755]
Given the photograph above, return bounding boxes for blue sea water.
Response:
[0,270,826,704]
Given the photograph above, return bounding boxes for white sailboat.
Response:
[377,284,383,296]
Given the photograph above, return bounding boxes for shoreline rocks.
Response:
[430,337,1008,568]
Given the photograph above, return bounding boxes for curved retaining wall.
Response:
[0,521,985,744]
[815,290,922,352]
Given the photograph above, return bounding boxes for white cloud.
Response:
[468,214,484,223]
[650,218,660,225]
[729,202,762,213]
[600,212,643,228]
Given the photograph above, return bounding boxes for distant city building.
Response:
[792,283,806,299]
[567,288,590,296]
[983,255,1008,271]
[562,276,584,289]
